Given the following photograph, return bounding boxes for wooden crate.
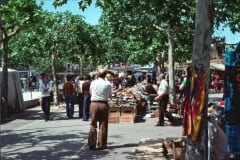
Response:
[120,105,136,123]
[108,106,120,123]
[120,105,136,116]
[152,108,159,118]
[109,106,120,116]
[108,115,120,123]
[120,114,136,123]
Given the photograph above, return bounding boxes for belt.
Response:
[91,100,108,104]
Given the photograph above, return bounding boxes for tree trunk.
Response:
[155,56,161,75]
[51,53,59,105]
[79,54,84,76]
[167,27,176,104]
[1,36,9,121]
[155,51,166,75]
[185,0,213,159]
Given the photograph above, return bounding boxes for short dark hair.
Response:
[66,75,72,81]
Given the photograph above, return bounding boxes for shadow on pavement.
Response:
[1,128,89,160]
[1,106,84,123]
[77,142,137,160]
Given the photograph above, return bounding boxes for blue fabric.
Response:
[224,42,240,156]
[225,43,240,66]
[82,95,90,121]
[225,125,240,155]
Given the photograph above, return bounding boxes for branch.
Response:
[0,18,7,42]
[7,26,21,38]
[153,24,165,32]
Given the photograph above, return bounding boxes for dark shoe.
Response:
[68,115,73,119]
[155,122,164,126]
[89,145,96,150]
[98,146,107,150]
[45,117,49,122]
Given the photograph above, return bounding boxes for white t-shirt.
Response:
[90,78,112,101]
[157,79,169,95]
[76,80,84,93]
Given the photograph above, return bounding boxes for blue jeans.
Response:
[65,94,74,117]
[83,95,90,121]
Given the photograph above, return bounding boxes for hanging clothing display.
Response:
[182,67,206,141]
[224,42,240,156]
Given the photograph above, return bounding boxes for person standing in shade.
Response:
[63,75,76,118]
[39,74,52,121]
[154,73,169,126]
[82,75,91,121]
[76,76,84,118]
[88,69,112,150]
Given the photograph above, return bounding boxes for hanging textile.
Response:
[224,42,240,155]
[182,67,206,141]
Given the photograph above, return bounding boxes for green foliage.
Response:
[97,0,196,65]
[0,0,42,38]
[8,10,103,72]
[214,0,240,33]
[52,0,240,65]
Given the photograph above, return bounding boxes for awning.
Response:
[210,63,225,71]
[56,72,79,76]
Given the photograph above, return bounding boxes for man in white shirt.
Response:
[88,69,112,150]
[154,73,169,126]
[39,74,52,121]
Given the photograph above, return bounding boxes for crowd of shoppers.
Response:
[37,69,190,150]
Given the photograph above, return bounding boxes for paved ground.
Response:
[0,92,223,160]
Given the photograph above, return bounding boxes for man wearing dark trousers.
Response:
[63,75,76,118]
[39,74,52,121]
[154,73,169,126]
[88,69,112,150]
[76,76,84,118]
[82,75,91,121]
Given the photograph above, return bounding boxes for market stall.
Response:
[108,87,139,123]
